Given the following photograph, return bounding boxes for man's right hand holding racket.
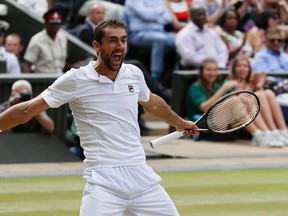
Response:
[139,93,200,143]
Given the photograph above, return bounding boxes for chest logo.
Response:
[128,85,134,92]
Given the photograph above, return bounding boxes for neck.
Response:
[94,60,118,81]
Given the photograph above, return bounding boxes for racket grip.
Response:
[150,131,184,149]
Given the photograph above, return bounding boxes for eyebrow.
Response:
[107,35,127,39]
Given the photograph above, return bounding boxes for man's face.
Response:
[45,23,61,38]
[5,35,23,56]
[191,8,206,29]
[89,6,105,25]
[97,26,127,72]
[266,32,282,52]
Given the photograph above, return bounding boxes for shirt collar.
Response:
[190,22,208,32]
[86,18,96,30]
[84,61,123,83]
[265,47,281,56]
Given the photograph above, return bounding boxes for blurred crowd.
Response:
[1,0,288,153]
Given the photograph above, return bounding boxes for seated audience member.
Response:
[246,8,282,52]
[229,57,288,147]
[69,3,105,46]
[176,6,228,69]
[185,58,239,141]
[200,0,228,27]
[121,0,176,79]
[217,8,254,67]
[0,80,54,134]
[23,8,67,74]
[233,0,262,32]
[251,26,288,73]
[4,33,25,72]
[78,0,124,21]
[0,22,21,74]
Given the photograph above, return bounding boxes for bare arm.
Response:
[23,61,33,73]
[200,80,239,112]
[139,93,199,136]
[0,95,50,132]
[35,112,55,134]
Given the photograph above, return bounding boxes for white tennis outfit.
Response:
[41,62,179,216]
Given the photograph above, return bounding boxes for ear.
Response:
[92,40,100,53]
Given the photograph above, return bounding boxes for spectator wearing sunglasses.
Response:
[251,26,288,73]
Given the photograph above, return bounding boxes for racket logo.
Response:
[128,85,134,92]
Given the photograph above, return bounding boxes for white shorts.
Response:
[80,164,180,216]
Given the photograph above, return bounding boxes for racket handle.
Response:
[150,129,209,149]
[150,131,184,149]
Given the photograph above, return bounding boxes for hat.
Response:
[43,9,63,24]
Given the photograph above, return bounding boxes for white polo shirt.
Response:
[41,62,151,168]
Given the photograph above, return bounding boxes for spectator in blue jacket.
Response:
[251,26,288,73]
[120,0,176,79]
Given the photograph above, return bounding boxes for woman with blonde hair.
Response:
[229,56,288,147]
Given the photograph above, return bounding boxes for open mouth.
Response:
[112,54,122,63]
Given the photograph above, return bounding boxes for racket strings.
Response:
[206,94,259,133]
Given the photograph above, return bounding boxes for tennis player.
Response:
[0,19,198,216]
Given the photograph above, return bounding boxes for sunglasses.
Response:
[268,38,282,43]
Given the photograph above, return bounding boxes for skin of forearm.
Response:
[200,87,226,112]
[144,95,184,129]
[0,101,34,131]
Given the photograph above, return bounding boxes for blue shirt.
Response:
[121,0,172,32]
[251,47,288,73]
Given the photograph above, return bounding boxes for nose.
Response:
[116,40,126,50]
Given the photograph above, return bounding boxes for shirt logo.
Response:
[128,85,134,92]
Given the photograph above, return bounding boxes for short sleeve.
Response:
[41,69,77,108]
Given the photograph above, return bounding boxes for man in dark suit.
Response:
[74,3,105,46]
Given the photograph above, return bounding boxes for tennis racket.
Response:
[150,90,260,148]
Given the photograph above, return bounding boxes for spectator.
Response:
[78,0,124,21]
[216,8,254,67]
[246,8,282,52]
[0,79,54,134]
[176,6,229,69]
[23,8,67,74]
[4,33,25,72]
[234,0,263,32]
[70,3,105,46]
[194,0,246,27]
[0,21,21,74]
[121,0,176,79]
[229,56,288,147]
[251,26,288,73]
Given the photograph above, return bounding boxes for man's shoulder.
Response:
[121,63,142,73]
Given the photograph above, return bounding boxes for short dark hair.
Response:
[94,18,128,44]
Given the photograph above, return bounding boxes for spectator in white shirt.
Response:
[0,21,21,74]
[176,6,229,69]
